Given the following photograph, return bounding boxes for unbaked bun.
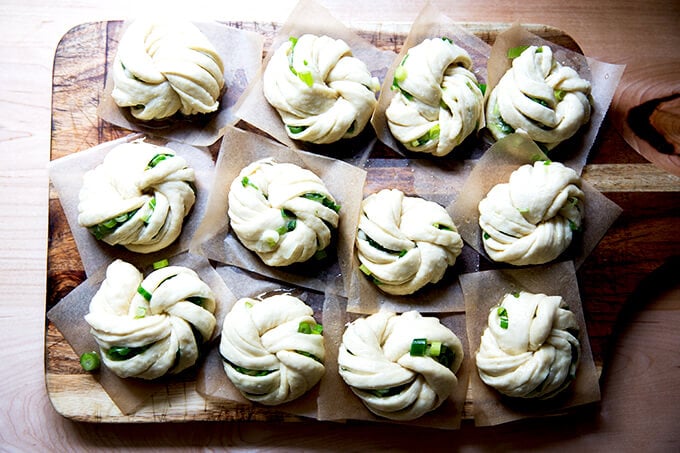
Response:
[338,310,463,420]
[356,189,463,295]
[478,160,584,266]
[228,158,340,267]
[84,259,217,379]
[219,294,325,405]
[486,45,591,149]
[475,291,580,399]
[77,140,196,253]
[263,34,380,144]
[386,37,484,156]
[112,19,225,120]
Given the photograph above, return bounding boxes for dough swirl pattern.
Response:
[486,45,591,149]
[478,160,584,266]
[338,311,464,420]
[84,259,217,380]
[475,291,580,399]
[356,189,463,295]
[228,158,340,267]
[386,37,484,156]
[112,20,225,120]
[219,294,325,405]
[77,140,196,254]
[263,34,380,144]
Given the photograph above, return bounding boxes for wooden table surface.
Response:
[2,0,679,450]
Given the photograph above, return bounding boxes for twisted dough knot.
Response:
[228,158,340,267]
[486,45,592,149]
[112,20,225,120]
[77,140,196,254]
[84,259,217,380]
[219,294,325,405]
[338,311,464,420]
[263,34,380,144]
[386,37,484,156]
[478,160,584,266]
[476,291,580,399]
[356,189,463,295]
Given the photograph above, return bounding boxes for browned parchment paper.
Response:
[485,24,626,174]
[196,264,326,419]
[46,252,237,415]
[48,133,216,280]
[459,261,600,426]
[233,0,397,162]
[447,133,623,270]
[371,1,491,157]
[97,21,264,147]
[189,124,366,297]
[316,295,471,430]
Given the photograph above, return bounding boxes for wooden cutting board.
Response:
[46,20,680,422]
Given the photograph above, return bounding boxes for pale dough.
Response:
[356,189,463,295]
[338,311,464,420]
[476,291,580,399]
[112,19,225,120]
[262,34,380,144]
[84,259,217,380]
[78,140,196,254]
[478,160,584,266]
[228,158,340,267]
[486,45,591,149]
[219,294,325,405]
[386,37,484,156]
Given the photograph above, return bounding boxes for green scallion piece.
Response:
[441,36,453,44]
[394,65,407,83]
[134,306,147,319]
[79,351,100,371]
[298,321,323,335]
[153,259,169,270]
[554,89,566,101]
[106,344,150,361]
[241,176,260,191]
[478,83,487,96]
[223,357,275,377]
[295,350,323,363]
[137,285,152,302]
[428,341,442,357]
[507,45,530,59]
[302,193,340,212]
[433,223,453,231]
[497,306,509,329]
[297,70,314,87]
[287,125,307,134]
[410,338,428,357]
[146,153,173,169]
[483,231,491,240]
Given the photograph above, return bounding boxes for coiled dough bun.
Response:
[338,311,464,420]
[476,291,580,399]
[219,294,325,405]
[84,259,217,379]
[262,34,380,144]
[228,158,340,267]
[486,45,591,150]
[77,140,196,254]
[356,189,463,295]
[478,160,584,266]
[111,19,225,120]
[386,37,484,156]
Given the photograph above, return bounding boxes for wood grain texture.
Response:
[45,19,680,424]
[1,0,679,450]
